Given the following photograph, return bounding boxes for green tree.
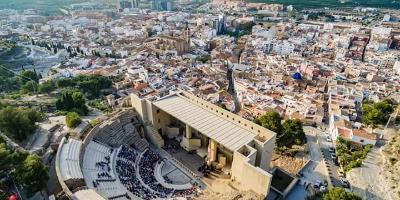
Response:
[19,70,39,84]
[56,78,75,88]
[15,154,49,196]
[0,142,28,175]
[323,187,361,200]
[0,143,18,173]
[74,75,112,99]
[38,80,55,94]
[55,75,112,99]
[0,65,20,92]
[255,112,307,148]
[0,137,47,197]
[0,65,14,80]
[363,100,394,127]
[280,119,305,148]
[0,107,42,141]
[66,112,81,128]
[56,89,88,115]
[88,99,112,113]
[21,80,38,93]
[254,111,283,134]
[336,137,373,172]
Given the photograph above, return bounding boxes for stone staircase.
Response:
[131,132,149,151]
[144,124,164,148]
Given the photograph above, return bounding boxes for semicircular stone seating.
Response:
[82,110,199,200]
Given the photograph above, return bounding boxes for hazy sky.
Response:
[0,0,399,13]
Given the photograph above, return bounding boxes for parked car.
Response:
[327,136,332,142]
[340,177,350,188]
[313,180,323,191]
[331,153,337,160]
[322,180,328,187]
[340,177,348,182]
[329,147,335,153]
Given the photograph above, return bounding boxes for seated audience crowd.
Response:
[115,145,198,199]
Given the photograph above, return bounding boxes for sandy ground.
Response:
[195,178,263,200]
[273,126,328,186]
[195,190,263,200]
[346,148,395,200]
[272,153,308,174]
[271,141,310,175]
[347,131,400,200]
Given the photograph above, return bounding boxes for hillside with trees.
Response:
[362,99,396,127]
[56,89,88,115]
[0,136,49,197]
[322,187,361,200]
[55,74,112,99]
[0,107,43,141]
[255,111,306,148]
[66,112,82,128]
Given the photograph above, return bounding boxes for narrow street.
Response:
[318,131,341,187]
[300,126,329,186]
[303,126,342,188]
[286,126,331,200]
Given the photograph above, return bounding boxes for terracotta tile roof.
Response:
[352,129,377,140]
[134,82,147,90]
[338,128,351,139]
[290,111,304,120]
[334,119,352,129]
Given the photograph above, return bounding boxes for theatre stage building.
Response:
[131,90,277,197]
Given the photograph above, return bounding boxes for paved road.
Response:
[315,128,342,187]
[320,92,343,187]
[300,127,329,186]
[286,184,307,200]
[303,126,342,188]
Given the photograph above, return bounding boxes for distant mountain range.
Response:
[249,0,400,9]
[0,0,399,14]
[0,0,88,15]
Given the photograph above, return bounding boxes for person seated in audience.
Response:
[115,146,199,199]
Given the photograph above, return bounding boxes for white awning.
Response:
[154,95,255,151]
